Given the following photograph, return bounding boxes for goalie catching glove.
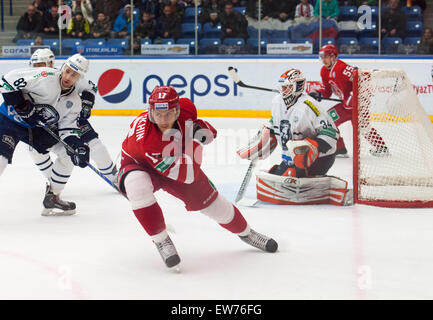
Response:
[64,136,90,168]
[291,137,319,169]
[237,126,278,160]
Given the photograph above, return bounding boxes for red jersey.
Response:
[318,59,355,109]
[121,98,217,184]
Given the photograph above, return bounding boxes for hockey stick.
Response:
[228,66,278,93]
[38,122,120,192]
[228,66,343,102]
[235,159,259,207]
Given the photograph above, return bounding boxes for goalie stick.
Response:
[228,66,343,102]
[235,159,259,207]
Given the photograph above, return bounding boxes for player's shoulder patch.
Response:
[303,99,321,116]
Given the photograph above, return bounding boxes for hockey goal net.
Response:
[353,68,433,207]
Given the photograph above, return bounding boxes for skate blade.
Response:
[170,265,181,273]
[41,208,76,216]
[236,198,259,207]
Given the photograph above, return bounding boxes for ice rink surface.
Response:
[1,116,433,300]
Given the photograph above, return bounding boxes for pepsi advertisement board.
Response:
[1,57,433,117]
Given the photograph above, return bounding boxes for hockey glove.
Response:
[292,137,319,169]
[16,101,45,127]
[64,136,90,168]
[308,91,322,102]
[80,91,95,120]
[192,119,217,145]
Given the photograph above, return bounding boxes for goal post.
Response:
[353,68,433,207]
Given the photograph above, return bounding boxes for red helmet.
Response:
[319,44,338,58]
[148,86,180,123]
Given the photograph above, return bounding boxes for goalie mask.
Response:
[148,86,180,123]
[278,68,306,108]
[29,48,55,67]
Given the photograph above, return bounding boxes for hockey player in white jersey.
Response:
[28,50,117,193]
[0,54,92,215]
[237,68,352,205]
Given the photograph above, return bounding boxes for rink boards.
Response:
[0,56,433,118]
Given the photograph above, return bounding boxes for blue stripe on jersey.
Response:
[0,102,32,128]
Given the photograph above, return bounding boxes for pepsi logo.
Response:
[98,69,132,103]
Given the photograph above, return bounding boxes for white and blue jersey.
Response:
[267,94,339,163]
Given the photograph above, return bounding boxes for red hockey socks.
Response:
[133,202,166,236]
[220,205,249,235]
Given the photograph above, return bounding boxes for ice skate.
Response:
[41,184,76,216]
[239,229,278,253]
[154,235,181,268]
[369,145,390,157]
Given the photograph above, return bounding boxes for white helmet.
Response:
[62,54,89,78]
[29,48,55,67]
[277,68,306,107]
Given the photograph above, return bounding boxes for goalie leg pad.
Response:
[256,170,352,206]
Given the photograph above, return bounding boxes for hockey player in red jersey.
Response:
[309,44,389,157]
[117,86,278,268]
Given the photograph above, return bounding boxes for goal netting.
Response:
[353,68,433,207]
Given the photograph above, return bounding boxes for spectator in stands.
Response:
[14,5,43,42]
[67,12,91,38]
[32,0,44,15]
[156,5,182,40]
[135,11,157,40]
[245,0,277,20]
[294,0,314,25]
[200,0,223,25]
[34,35,44,46]
[90,12,111,39]
[418,27,433,54]
[135,0,161,19]
[95,0,124,23]
[33,0,56,15]
[245,0,295,28]
[111,4,139,39]
[220,2,248,41]
[381,0,406,39]
[132,39,141,54]
[257,0,289,22]
[295,0,314,19]
[71,0,94,25]
[41,5,60,38]
[280,1,297,22]
[313,0,340,21]
[165,0,186,20]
